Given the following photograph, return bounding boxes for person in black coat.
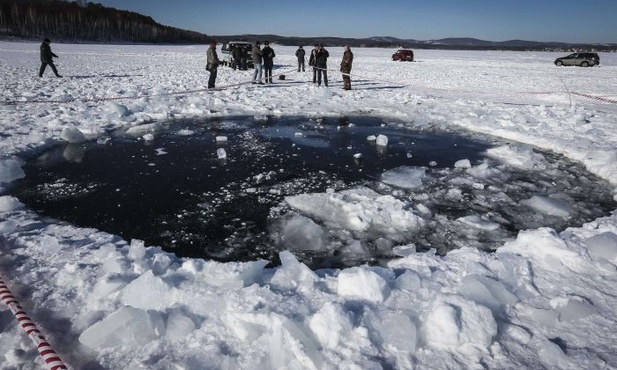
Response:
[308,44,318,83]
[314,44,329,87]
[231,45,242,70]
[39,38,62,78]
[295,46,306,72]
[241,46,249,70]
[262,41,276,83]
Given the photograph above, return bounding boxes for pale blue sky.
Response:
[95,0,616,43]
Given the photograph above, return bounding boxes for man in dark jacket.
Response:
[39,38,62,78]
[231,45,242,70]
[308,44,318,83]
[262,41,276,83]
[241,46,249,70]
[295,46,306,72]
[340,45,353,90]
[314,44,329,87]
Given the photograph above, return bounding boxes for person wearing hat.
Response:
[39,38,62,78]
[261,41,276,84]
[251,41,263,84]
[206,40,220,88]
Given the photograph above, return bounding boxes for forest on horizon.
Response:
[0,0,212,44]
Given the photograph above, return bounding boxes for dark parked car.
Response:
[392,49,414,62]
[554,52,599,67]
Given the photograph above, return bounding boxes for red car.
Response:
[392,49,414,62]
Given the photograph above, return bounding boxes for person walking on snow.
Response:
[262,41,276,84]
[206,41,220,89]
[295,45,306,72]
[251,41,263,84]
[314,44,329,87]
[340,45,353,90]
[39,38,62,78]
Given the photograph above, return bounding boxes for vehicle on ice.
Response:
[392,49,414,62]
[554,52,599,67]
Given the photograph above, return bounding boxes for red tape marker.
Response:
[0,275,68,370]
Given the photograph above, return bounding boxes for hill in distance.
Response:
[215,34,615,51]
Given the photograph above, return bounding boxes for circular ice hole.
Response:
[9,116,616,269]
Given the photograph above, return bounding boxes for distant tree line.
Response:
[215,34,407,49]
[0,0,211,43]
[219,34,616,52]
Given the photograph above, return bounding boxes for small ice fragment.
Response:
[60,126,87,143]
[455,159,472,168]
[376,134,388,146]
[97,137,111,145]
[130,239,145,249]
[215,136,228,142]
[522,195,572,218]
[217,148,227,159]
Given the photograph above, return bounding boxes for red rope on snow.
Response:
[571,92,617,105]
[315,66,617,105]
[0,275,69,370]
[3,66,614,106]
[3,67,298,105]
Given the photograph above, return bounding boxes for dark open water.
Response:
[8,116,616,268]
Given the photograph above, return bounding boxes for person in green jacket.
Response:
[39,38,62,78]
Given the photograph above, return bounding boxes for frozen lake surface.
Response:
[1,42,617,370]
[11,115,616,268]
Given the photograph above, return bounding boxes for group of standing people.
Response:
[37,38,353,90]
[251,41,276,84]
[206,40,355,90]
[206,40,277,88]
[300,43,353,89]
[231,45,249,70]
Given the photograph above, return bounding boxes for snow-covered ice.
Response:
[1,41,617,369]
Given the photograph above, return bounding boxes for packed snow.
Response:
[1,41,617,370]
